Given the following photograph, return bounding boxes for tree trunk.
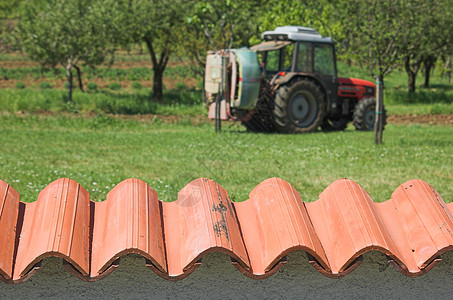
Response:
[423,55,436,88]
[446,55,451,84]
[424,62,431,88]
[66,66,73,102]
[74,65,84,92]
[144,36,169,104]
[407,72,416,93]
[153,67,164,103]
[405,57,416,93]
[374,75,384,145]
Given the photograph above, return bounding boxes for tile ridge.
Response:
[90,178,166,278]
[306,178,406,276]
[161,178,250,279]
[385,179,453,273]
[0,177,452,283]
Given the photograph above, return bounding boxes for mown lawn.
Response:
[0,114,451,203]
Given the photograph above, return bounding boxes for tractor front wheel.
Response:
[352,97,387,131]
[273,79,326,133]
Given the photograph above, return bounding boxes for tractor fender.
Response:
[274,73,330,110]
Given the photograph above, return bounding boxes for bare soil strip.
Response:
[4,111,452,126]
[387,114,453,126]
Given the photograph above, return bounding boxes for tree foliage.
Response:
[18,0,115,101]
[8,0,452,110]
[179,0,260,77]
[333,0,428,144]
[0,0,23,52]
[254,0,344,44]
[401,0,453,91]
[107,0,188,103]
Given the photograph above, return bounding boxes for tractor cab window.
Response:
[263,44,295,74]
[314,43,335,77]
[264,49,279,73]
[281,43,295,71]
[296,42,312,73]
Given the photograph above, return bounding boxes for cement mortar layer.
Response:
[0,251,452,299]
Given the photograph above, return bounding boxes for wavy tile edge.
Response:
[0,178,451,283]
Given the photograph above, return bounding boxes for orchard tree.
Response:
[402,0,453,92]
[18,0,115,102]
[336,0,429,144]
[180,0,260,78]
[110,0,188,103]
[0,0,23,52]
[423,0,453,88]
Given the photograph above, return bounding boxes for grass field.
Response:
[0,52,452,204]
[0,114,451,203]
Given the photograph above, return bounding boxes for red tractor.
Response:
[205,26,386,133]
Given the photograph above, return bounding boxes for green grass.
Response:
[386,103,453,115]
[0,88,203,115]
[0,114,451,203]
[0,53,29,62]
[1,87,450,116]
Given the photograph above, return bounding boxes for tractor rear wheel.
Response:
[353,97,387,131]
[321,117,348,131]
[273,79,326,133]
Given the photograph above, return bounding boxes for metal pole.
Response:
[374,77,384,145]
[215,54,227,133]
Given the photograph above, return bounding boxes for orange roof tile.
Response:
[162,178,249,279]
[0,180,20,281]
[0,177,451,283]
[13,178,90,281]
[90,178,166,280]
[234,178,329,278]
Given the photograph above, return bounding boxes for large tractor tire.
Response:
[321,117,348,131]
[273,79,326,133]
[353,97,387,131]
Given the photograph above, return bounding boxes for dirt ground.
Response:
[0,56,185,69]
[124,113,453,126]
[3,110,453,127]
[0,76,199,90]
[0,54,198,89]
[387,114,453,126]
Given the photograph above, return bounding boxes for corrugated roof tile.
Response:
[90,178,166,280]
[0,177,451,283]
[376,180,453,276]
[162,178,249,279]
[0,181,20,282]
[306,178,402,277]
[447,202,453,215]
[234,178,329,278]
[13,178,90,281]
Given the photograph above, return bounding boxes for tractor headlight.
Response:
[365,87,374,96]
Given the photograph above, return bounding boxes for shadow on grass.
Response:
[385,90,452,104]
[425,83,453,92]
[73,88,202,115]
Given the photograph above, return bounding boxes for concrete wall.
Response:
[1,251,452,299]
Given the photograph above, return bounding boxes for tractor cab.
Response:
[251,26,338,106]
